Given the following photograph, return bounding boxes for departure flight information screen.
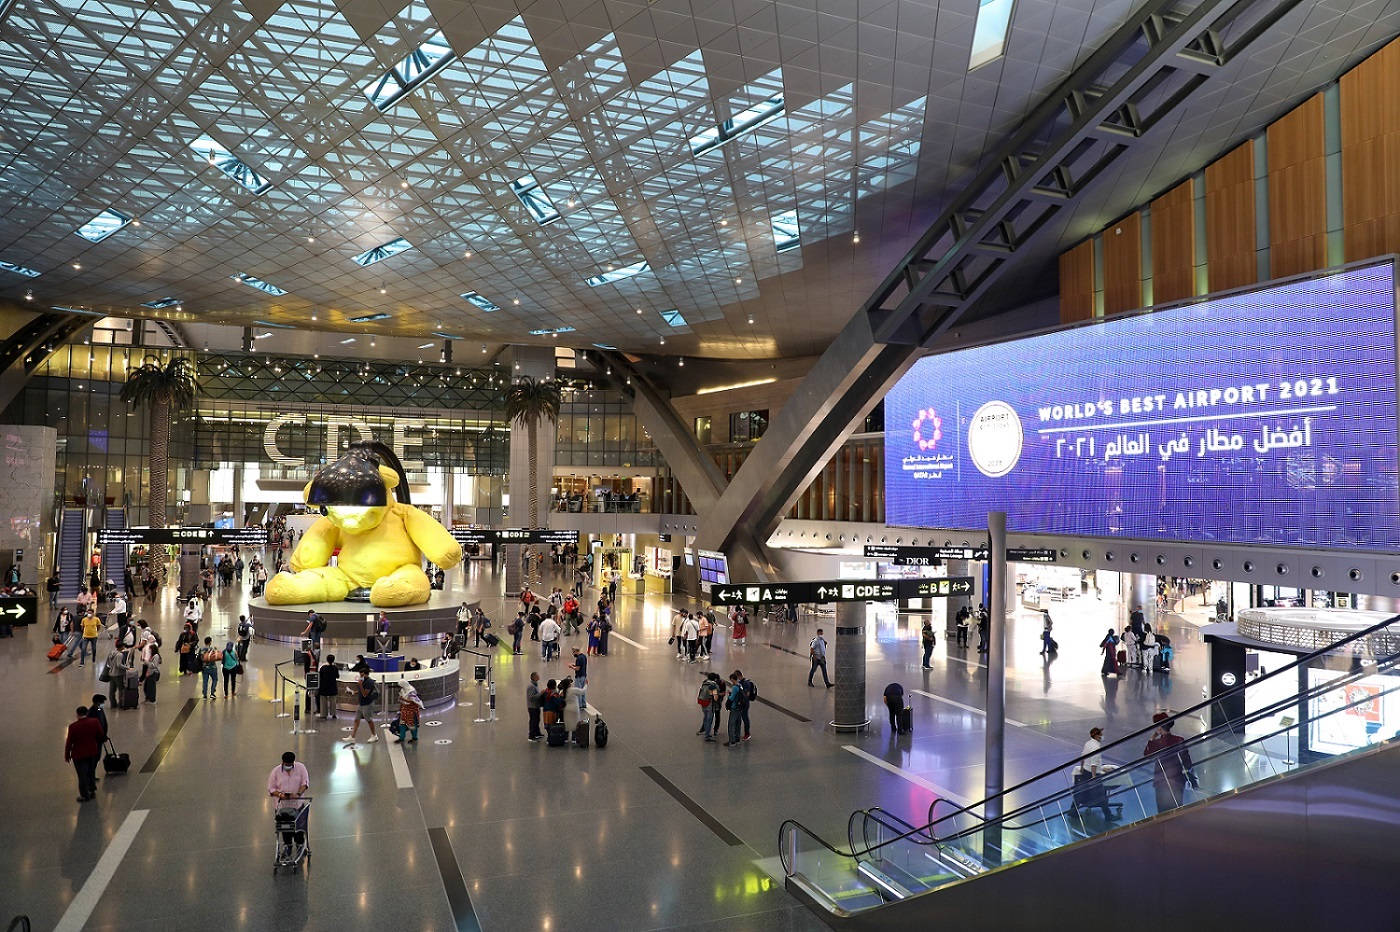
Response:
[884,261,1400,551]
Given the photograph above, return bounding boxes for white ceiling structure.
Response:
[0,0,1395,359]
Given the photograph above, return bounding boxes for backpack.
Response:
[742,679,757,702]
[237,620,251,638]
[312,614,326,633]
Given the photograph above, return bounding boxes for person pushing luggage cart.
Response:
[268,751,312,873]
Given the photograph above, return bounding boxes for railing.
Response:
[553,498,648,514]
[779,611,1400,915]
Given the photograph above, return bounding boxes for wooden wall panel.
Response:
[1267,93,1327,277]
[1341,36,1400,262]
[1205,141,1257,292]
[1151,179,1195,303]
[1101,212,1143,314]
[1058,239,1095,323]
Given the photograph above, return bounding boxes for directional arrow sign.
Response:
[709,578,974,605]
[450,528,579,545]
[0,595,37,626]
[97,527,268,546]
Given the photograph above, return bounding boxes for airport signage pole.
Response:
[984,510,1007,868]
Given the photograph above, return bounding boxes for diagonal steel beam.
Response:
[695,0,1305,569]
[0,311,89,413]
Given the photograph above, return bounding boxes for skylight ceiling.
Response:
[352,237,413,267]
[75,209,130,243]
[0,0,1349,359]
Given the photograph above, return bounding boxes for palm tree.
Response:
[505,375,562,528]
[119,355,197,528]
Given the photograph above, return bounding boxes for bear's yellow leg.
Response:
[368,563,431,607]
[265,566,353,605]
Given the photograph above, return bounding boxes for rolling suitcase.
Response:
[47,642,67,661]
[593,716,608,748]
[573,719,590,748]
[482,632,500,648]
[546,722,567,747]
[103,739,131,774]
[896,706,913,735]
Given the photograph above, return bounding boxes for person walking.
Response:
[1099,628,1120,676]
[393,685,424,744]
[140,644,161,704]
[47,570,60,608]
[316,654,340,719]
[302,609,325,649]
[1144,712,1197,812]
[1141,624,1159,674]
[526,672,543,741]
[236,615,254,662]
[345,670,380,746]
[920,620,936,668]
[724,672,747,747]
[681,612,700,663]
[176,623,197,677]
[731,607,747,646]
[697,672,722,741]
[1039,610,1055,656]
[976,606,989,653]
[539,613,561,662]
[76,610,101,667]
[221,640,242,698]
[112,593,128,632]
[199,636,220,700]
[696,611,713,660]
[586,614,602,655]
[65,705,104,802]
[808,629,833,688]
[509,613,524,654]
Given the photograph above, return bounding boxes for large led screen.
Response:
[885,261,1400,550]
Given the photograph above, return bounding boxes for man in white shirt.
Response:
[808,630,832,688]
[539,615,561,662]
[112,594,128,631]
[1074,727,1115,821]
[680,612,700,663]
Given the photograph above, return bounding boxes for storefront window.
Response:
[729,409,768,442]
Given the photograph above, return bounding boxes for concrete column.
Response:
[232,464,244,528]
[831,602,869,731]
[946,558,972,635]
[1129,573,1157,627]
[505,346,556,593]
[984,512,1007,860]
[442,467,455,526]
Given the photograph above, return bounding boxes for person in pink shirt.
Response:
[267,751,311,850]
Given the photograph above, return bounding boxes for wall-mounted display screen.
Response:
[884,261,1400,550]
[697,549,729,593]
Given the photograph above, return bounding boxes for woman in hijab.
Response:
[221,640,242,698]
[394,685,425,744]
[1099,628,1120,676]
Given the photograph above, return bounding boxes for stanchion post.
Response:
[290,687,301,735]
[275,670,291,718]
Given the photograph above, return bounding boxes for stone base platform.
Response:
[249,590,478,644]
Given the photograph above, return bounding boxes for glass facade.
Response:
[555,384,658,468]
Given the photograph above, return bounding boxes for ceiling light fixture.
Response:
[659,337,665,345]
[747,316,754,325]
[678,358,684,367]
[512,298,520,305]
[853,232,861,244]
[72,263,81,270]
[24,289,32,301]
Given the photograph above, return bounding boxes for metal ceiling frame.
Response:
[689,0,1308,573]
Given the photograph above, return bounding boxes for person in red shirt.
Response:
[64,705,105,802]
[1143,711,1198,813]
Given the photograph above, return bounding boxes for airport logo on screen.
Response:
[886,261,1400,550]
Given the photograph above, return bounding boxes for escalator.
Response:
[56,507,86,600]
[102,509,126,591]
[779,613,1400,929]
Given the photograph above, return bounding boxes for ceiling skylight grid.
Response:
[970,0,1017,70]
[509,174,561,226]
[191,135,272,194]
[0,259,41,277]
[351,236,413,267]
[585,259,650,287]
[231,272,287,296]
[460,291,500,311]
[75,208,131,242]
[349,312,392,322]
[363,30,455,110]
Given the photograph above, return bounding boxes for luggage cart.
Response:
[272,796,312,874]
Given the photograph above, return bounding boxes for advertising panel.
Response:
[885,262,1400,550]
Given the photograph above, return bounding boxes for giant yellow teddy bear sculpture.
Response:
[265,442,462,607]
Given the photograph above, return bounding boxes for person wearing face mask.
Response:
[267,751,311,851]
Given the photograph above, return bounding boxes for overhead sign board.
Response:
[864,544,1057,564]
[710,577,975,605]
[97,527,268,546]
[884,261,1400,551]
[0,594,37,626]
[449,528,579,545]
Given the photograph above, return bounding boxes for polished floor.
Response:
[0,558,1207,931]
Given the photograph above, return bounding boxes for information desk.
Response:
[249,591,477,644]
[336,656,459,712]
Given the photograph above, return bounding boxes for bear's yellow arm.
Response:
[289,516,340,571]
[399,504,463,569]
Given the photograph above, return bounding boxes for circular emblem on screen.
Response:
[911,408,943,451]
[966,400,1023,478]
[1220,672,1237,687]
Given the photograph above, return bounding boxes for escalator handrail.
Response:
[786,653,1400,879]
[921,610,1400,834]
[932,648,1400,845]
[779,611,1400,874]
